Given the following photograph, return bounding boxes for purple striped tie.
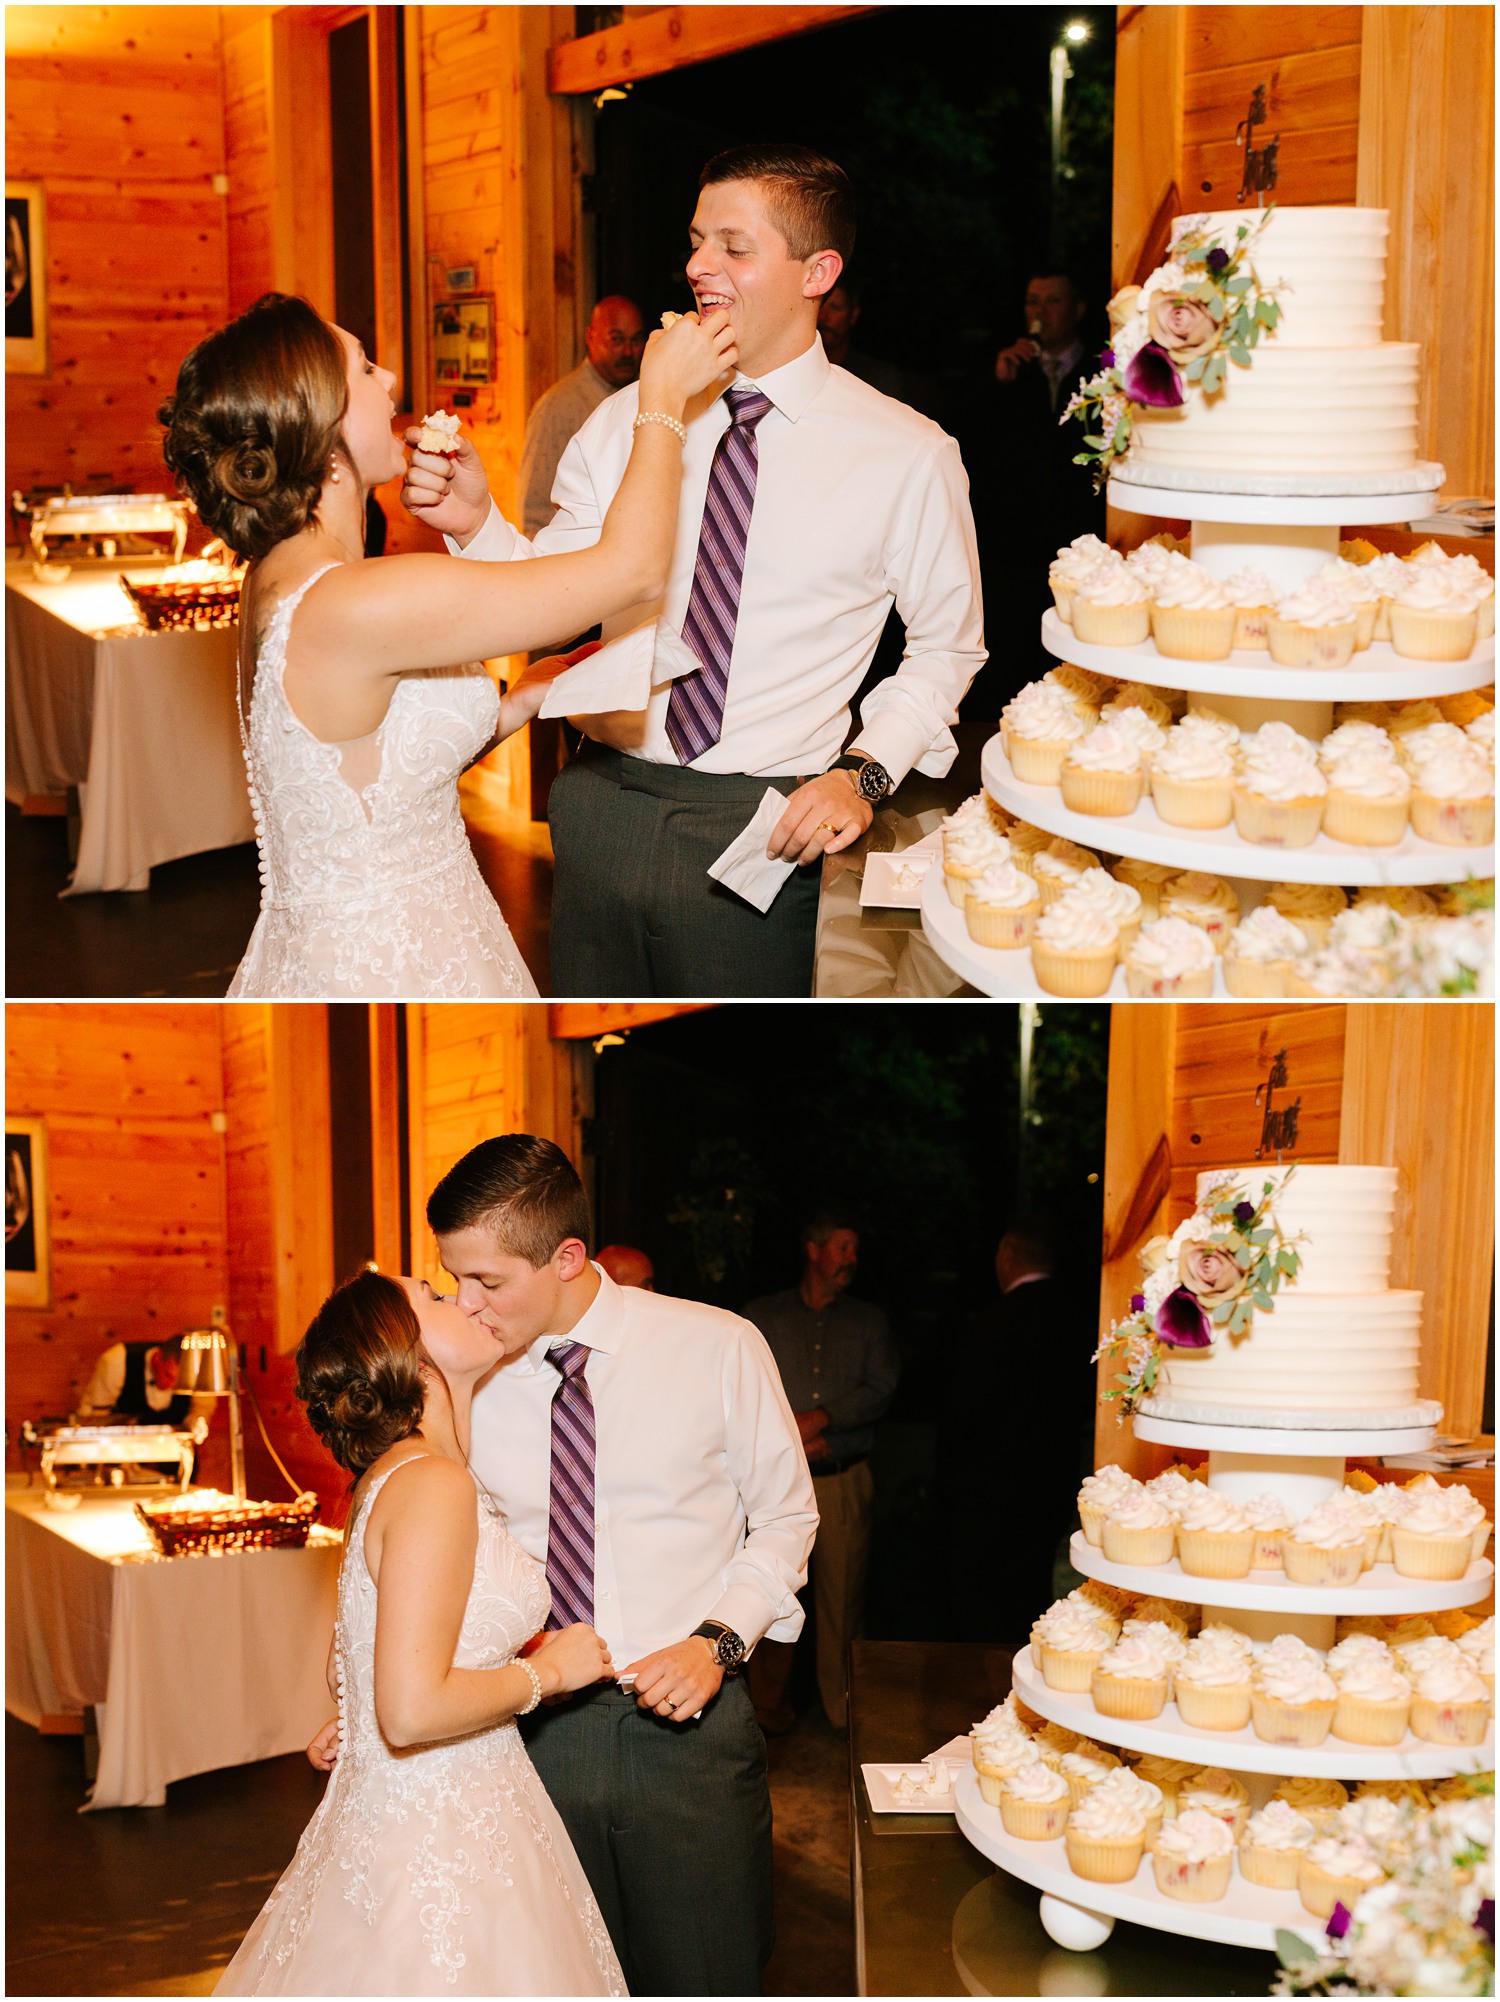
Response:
[544,1340,595,1629]
[666,385,775,763]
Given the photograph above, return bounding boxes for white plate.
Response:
[859,832,941,909]
[861,1761,961,1815]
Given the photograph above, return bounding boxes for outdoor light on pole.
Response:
[1018,1002,1040,1197]
[1050,19,1091,250]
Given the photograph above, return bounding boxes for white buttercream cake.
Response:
[1129,209,1421,478]
[1154,1166,1423,1413]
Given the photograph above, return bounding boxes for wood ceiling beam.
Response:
[548,5,878,96]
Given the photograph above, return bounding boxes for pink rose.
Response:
[1107,285,1143,333]
[1147,293,1219,364]
[1177,1240,1247,1311]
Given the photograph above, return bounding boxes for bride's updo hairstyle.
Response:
[297,1270,428,1476]
[158,293,348,562]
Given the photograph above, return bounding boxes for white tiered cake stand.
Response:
[954,1403,1494,1957]
[922,467,1495,996]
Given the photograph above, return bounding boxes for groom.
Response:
[403,142,985,996]
[427,1134,818,1997]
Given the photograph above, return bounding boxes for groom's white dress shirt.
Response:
[468,1266,819,1668]
[451,336,985,787]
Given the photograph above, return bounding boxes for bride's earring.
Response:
[329,458,341,484]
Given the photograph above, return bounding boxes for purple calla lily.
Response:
[1154,1286,1211,1349]
[1121,340,1184,409]
[1477,1899,1495,1945]
[1325,1902,1352,1942]
[1100,347,1116,369]
[1130,1294,1146,1313]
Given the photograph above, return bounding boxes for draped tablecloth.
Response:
[4,565,255,893]
[5,1488,341,1810]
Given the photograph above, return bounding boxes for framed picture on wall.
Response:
[6,1116,51,1308]
[433,295,493,387]
[5,181,49,377]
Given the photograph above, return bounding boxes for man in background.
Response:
[744,1212,901,1731]
[596,1243,655,1290]
[816,278,904,400]
[519,295,646,535]
[77,1335,191,1424]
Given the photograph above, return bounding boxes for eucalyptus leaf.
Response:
[1225,273,1253,294]
[1276,1930,1318,1966]
[1228,342,1252,367]
[1253,1289,1274,1313]
[1083,435,1107,449]
[1184,356,1207,382]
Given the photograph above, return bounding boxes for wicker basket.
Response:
[135,1490,320,1557]
[123,576,242,631]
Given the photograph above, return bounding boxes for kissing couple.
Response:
[216,1134,818,1997]
[160,142,983,1001]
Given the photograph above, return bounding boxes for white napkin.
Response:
[707,787,798,912]
[536,622,699,718]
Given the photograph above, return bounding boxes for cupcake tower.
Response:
[954,1412,1494,1954]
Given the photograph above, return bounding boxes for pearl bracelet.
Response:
[633,410,687,443]
[515,1658,543,1717]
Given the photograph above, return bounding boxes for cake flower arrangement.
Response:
[1094,1169,1304,1419]
[1064,209,1283,484]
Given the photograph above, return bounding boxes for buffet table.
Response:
[4,562,254,893]
[5,1485,341,1809]
[850,1640,1273,1995]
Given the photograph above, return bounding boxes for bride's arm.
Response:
[368,1457,611,1748]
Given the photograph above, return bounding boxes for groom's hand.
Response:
[627,1637,723,1722]
[400,429,491,546]
[306,1719,340,1771]
[766,770,874,865]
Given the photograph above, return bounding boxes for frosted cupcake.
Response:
[1362,552,1410,641]
[415,408,462,454]
[1283,1505,1368,1587]
[964,860,1041,949]
[1405,742,1494,847]
[1457,1618,1495,1697]
[1130,1755,1200,1816]
[1071,562,1152,647]
[1149,726,1236,829]
[1333,1796,1420,1862]
[1177,1767,1250,1839]
[1071,868,1143,962]
[973,1728,1039,1803]
[998,1760,1071,1840]
[1267,582,1360,669]
[1031,1599,1118,1691]
[1101,1487,1176,1567]
[1102,682,1175,731]
[1272,1776,1348,1827]
[1391,1491,1478,1582]
[1322,748,1412,847]
[1003,681,1093,785]
[1233,743,1328,848]
[1465,710,1496,763]
[1064,1788,1148,1883]
[1221,907,1307,999]
[1319,721,1397,771]
[1264,880,1347,949]
[1052,1740,1123,1808]
[1149,559,1237,661]
[1149,1807,1235,1903]
[1331,1652,1413,1747]
[1093,1766,1165,1844]
[1239,1800,1318,1890]
[1179,706,1242,754]
[1032,838,1102,907]
[1395,720,1472,770]
[1048,661,1118,709]
[1059,722,1148,817]
[1123,916,1217,998]
[1049,535,1117,622]
[1005,819,1052,874]
[1077,1463,1138,1546]
[1172,1637,1252,1732]
[1389,569,1480,661]
[1313,558,1383,649]
[1252,1653,1339,1747]
[1174,1487,1255,1578]
[1110,855,1178,919]
[1091,1634,1173,1720]
[1298,1834,1385,1919]
[1219,565,1280,651]
[942,817,1012,908]
[1160,870,1241,950]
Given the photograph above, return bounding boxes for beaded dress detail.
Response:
[228,567,538,998]
[216,1460,623,1996]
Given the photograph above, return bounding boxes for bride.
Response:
[159,296,734,997]
[216,1269,626,1996]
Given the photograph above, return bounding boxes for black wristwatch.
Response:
[831,751,893,804]
[692,1620,746,1674]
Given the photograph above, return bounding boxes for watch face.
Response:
[856,761,890,803]
[717,1630,746,1669]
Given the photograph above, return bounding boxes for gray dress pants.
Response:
[520,1677,773,1996]
[547,745,822,996]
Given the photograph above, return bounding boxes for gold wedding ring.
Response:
[819,820,839,833]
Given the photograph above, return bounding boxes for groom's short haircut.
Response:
[427,1135,591,1269]
[699,142,856,265]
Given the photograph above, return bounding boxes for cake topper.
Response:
[1235,84,1280,206]
[1254,1048,1301,1158]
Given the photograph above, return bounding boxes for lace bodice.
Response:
[227,567,537,998]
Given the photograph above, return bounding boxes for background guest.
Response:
[518,295,646,536]
[76,1334,192,1425]
[596,1242,655,1290]
[816,278,905,400]
[743,1212,901,1732]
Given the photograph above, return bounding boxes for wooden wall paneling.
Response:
[1111,5,1185,290]
[221,11,274,314]
[1095,1004,1177,1480]
[546,5,876,94]
[368,4,405,405]
[266,1004,334,1353]
[547,1003,715,1039]
[1340,1004,1494,1438]
[1358,7,1495,498]
[405,1004,434,1287]
[402,7,432,404]
[1181,28,1362,210]
[369,1004,404,1276]
[268,8,334,313]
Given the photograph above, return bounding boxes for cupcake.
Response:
[1395,720,1473,771]
[1265,880,1347,948]
[1032,838,1102,907]
[1239,1800,1318,1890]
[1071,562,1152,647]
[1333,1796,1420,1862]
[1102,682,1175,731]
[1161,870,1241,950]
[1005,819,1052,874]
[1077,1463,1138,1546]
[1031,1599,1118,1691]
[1406,742,1494,848]
[1332,1652,1413,1746]
[1149,725,1236,829]
[1252,1652,1339,1747]
[1124,1599,1193,1641]
[1362,553,1410,641]
[1149,559,1237,661]
[1179,706,1242,754]
[1030,892,1119,998]
[1267,582,1360,669]
[964,860,1041,949]
[1236,1494,1296,1568]
[1443,553,1496,639]
[1391,1492,1477,1581]
[1049,661,1118,709]
[973,1728,1039,1804]
[1059,722,1147,816]
[1319,721,1397,772]
[1219,565,1280,651]
[1003,681,1093,785]
[1456,1619,1495,1698]
[1172,1637,1252,1732]
[1389,568,1480,661]
[1094,705,1168,789]
[1313,558,1384,648]
[1063,1787,1147,1883]
[1272,1776,1349,1826]
[1091,1634,1172,1720]
[1177,1767,1250,1839]
[1070,868,1143,961]
[1465,710,1496,763]
[1052,1740,1122,1809]
[1149,1807,1235,1902]
[1283,1505,1368,1587]
[1291,904,1418,999]
[1093,1766,1165,1844]
[1221,907,1307,998]
[1123,915,1217,999]
[1049,535,1117,623]
[1233,743,1328,848]
[1174,1487,1255,1579]
[942,813,1012,908]
[1298,1834,1385,1919]
[1131,1755,1200,1817]
[998,1760,1071,1840]
[1110,855,1177,919]
[1322,748,1412,847]
[1101,1488,1176,1567]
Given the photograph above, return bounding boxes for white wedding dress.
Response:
[228,566,539,997]
[216,1460,624,1996]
